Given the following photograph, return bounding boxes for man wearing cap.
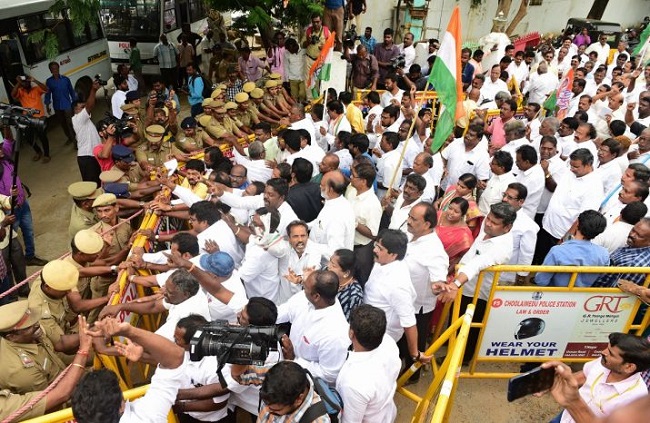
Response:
[136,124,176,170]
[175,117,204,154]
[99,169,162,201]
[64,230,117,317]
[211,103,246,140]
[68,181,102,240]
[238,46,269,83]
[263,80,289,119]
[225,101,244,129]
[88,193,132,321]
[110,144,147,184]
[0,314,92,421]
[111,75,129,119]
[250,87,279,125]
[0,300,81,394]
[28,260,82,342]
[72,80,103,184]
[235,92,260,134]
[145,101,179,140]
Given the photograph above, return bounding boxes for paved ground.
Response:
[18,99,561,422]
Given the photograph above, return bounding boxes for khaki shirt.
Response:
[222,116,239,135]
[27,281,69,344]
[175,134,204,153]
[0,336,66,394]
[89,219,132,291]
[239,107,257,128]
[0,389,47,421]
[135,143,175,168]
[68,205,99,240]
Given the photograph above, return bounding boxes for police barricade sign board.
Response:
[478,290,637,359]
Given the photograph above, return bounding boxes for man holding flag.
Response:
[304,14,332,101]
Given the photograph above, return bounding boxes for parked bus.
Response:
[99,0,208,75]
[0,0,112,105]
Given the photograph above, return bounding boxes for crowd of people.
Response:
[0,6,650,423]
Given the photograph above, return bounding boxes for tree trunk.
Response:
[257,23,275,50]
[505,0,529,36]
[587,0,610,20]
[491,0,513,32]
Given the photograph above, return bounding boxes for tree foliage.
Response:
[205,0,323,48]
[28,0,102,59]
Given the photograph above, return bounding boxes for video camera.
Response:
[94,74,108,86]
[390,54,406,70]
[104,112,135,138]
[0,103,45,131]
[343,24,359,44]
[189,320,279,365]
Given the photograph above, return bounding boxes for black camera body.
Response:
[343,24,359,43]
[390,54,406,70]
[310,34,321,45]
[189,320,279,365]
[94,74,108,86]
[0,103,45,131]
[104,112,134,138]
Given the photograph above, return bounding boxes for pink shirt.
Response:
[486,117,510,150]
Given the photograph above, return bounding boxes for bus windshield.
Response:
[100,0,161,42]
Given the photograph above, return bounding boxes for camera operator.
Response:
[343,44,378,93]
[145,99,179,141]
[71,317,186,422]
[148,77,181,115]
[397,32,416,70]
[11,75,50,163]
[93,119,118,171]
[72,80,103,184]
[111,75,129,119]
[374,28,400,89]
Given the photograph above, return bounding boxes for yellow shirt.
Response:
[180,179,209,199]
[346,103,365,134]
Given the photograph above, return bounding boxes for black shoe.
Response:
[25,256,48,266]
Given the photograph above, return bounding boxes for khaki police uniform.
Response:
[0,301,66,395]
[67,182,102,240]
[0,388,47,420]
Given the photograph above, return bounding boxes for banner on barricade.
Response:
[117,282,139,324]
[478,290,637,359]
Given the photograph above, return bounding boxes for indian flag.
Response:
[308,31,336,99]
[429,6,463,153]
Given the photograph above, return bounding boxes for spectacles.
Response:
[502,193,520,201]
[230,174,246,179]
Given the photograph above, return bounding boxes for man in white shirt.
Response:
[594,92,625,141]
[410,152,438,203]
[336,305,401,423]
[596,138,624,196]
[507,51,529,86]
[478,151,516,215]
[569,122,599,164]
[500,183,540,285]
[71,318,186,423]
[277,269,350,384]
[363,91,384,149]
[320,100,352,150]
[111,75,129,119]
[227,139,273,183]
[288,103,316,145]
[375,131,404,194]
[432,202,516,362]
[534,148,604,264]
[440,124,490,191]
[404,203,448,381]
[538,136,570,224]
[398,32,416,70]
[188,201,244,264]
[480,65,509,103]
[522,61,558,105]
[276,220,329,304]
[310,170,356,251]
[585,34,611,66]
[72,81,102,184]
[515,145,546,219]
[349,162,383,283]
[380,73,404,107]
[593,202,648,253]
[364,229,431,366]
[386,174,425,232]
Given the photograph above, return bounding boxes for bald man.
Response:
[312,153,340,184]
[309,171,356,252]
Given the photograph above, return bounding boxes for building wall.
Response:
[362,0,648,43]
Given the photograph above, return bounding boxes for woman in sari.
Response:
[434,173,482,235]
[436,197,474,278]
[327,249,364,321]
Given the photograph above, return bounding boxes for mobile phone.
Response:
[507,366,555,402]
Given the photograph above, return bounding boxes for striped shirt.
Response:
[153,42,178,69]
[337,281,364,322]
[592,246,650,287]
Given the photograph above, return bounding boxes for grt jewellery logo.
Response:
[583,295,632,313]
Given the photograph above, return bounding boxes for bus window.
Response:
[45,12,74,52]
[164,0,178,31]
[18,15,46,63]
[101,0,161,42]
[73,14,104,46]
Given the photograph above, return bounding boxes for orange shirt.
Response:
[15,86,46,117]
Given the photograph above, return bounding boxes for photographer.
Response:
[72,80,102,184]
[343,44,378,93]
[93,119,118,171]
[303,14,331,100]
[11,75,50,163]
[147,77,181,114]
[111,75,129,119]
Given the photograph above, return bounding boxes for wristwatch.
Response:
[452,279,462,288]
[411,351,421,361]
[110,265,117,274]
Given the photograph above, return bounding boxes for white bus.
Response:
[0,0,112,105]
[100,0,208,75]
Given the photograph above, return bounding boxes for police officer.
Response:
[68,181,102,240]
[0,313,92,421]
[135,124,175,170]
[176,117,204,154]
[235,92,259,134]
[111,144,147,185]
[27,260,80,342]
[87,194,132,322]
[0,300,78,394]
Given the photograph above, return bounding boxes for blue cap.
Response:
[199,252,235,277]
[103,183,130,198]
[112,144,135,162]
[181,116,197,129]
[125,91,140,102]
